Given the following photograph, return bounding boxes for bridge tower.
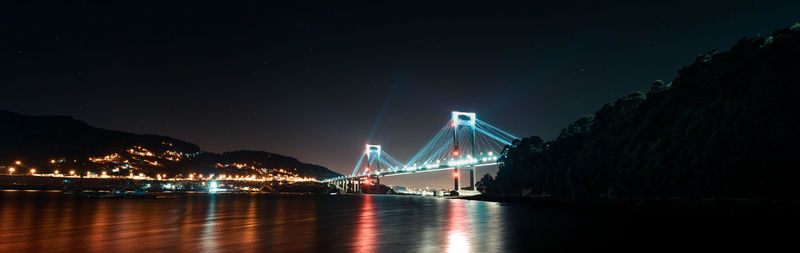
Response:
[451,111,477,191]
[364,144,381,191]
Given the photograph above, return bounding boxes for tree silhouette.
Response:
[487,24,800,199]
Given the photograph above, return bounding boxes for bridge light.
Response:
[209,181,219,193]
[453,172,458,178]
[452,150,460,157]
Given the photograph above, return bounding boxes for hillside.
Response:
[485,24,800,199]
[0,111,340,179]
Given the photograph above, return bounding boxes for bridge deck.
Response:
[323,162,498,182]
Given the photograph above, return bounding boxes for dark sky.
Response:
[2,0,799,188]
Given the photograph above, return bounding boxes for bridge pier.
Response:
[454,166,460,191]
[345,179,355,193]
[469,166,476,190]
[333,176,382,193]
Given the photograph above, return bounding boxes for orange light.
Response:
[15,161,21,165]
[452,150,460,157]
[50,159,56,164]
[30,169,36,174]
[453,172,459,178]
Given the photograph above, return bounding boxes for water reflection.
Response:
[201,194,217,251]
[354,195,376,253]
[243,196,257,250]
[0,191,536,252]
[447,200,470,253]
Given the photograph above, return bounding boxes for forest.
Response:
[479,24,800,199]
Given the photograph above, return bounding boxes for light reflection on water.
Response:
[1,190,790,252]
[354,195,376,253]
[447,199,470,253]
[201,195,217,252]
[0,191,535,252]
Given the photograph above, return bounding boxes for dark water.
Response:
[0,191,795,252]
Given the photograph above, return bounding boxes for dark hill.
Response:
[0,110,340,179]
[187,150,339,179]
[0,110,199,161]
[488,24,800,199]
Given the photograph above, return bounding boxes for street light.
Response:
[9,167,15,175]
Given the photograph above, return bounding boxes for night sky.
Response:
[2,1,799,188]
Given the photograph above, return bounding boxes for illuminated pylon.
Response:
[451,111,477,191]
[364,144,382,175]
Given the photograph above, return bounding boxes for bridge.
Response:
[324,111,519,195]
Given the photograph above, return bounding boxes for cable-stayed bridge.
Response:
[324,111,519,194]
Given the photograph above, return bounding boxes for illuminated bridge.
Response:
[323,111,519,194]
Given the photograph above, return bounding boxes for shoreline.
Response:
[0,175,332,194]
[460,194,800,216]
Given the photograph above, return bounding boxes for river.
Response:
[0,190,793,252]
